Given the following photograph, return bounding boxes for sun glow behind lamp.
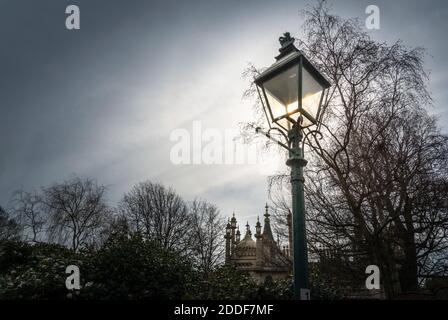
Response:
[254,33,330,131]
[253,33,330,300]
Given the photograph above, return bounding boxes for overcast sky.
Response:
[1,0,447,230]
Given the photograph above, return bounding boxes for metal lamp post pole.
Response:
[286,123,310,300]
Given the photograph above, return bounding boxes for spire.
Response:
[262,204,274,241]
[225,219,231,239]
[230,212,237,228]
[230,213,237,248]
[236,225,241,242]
[255,216,262,238]
[243,222,252,240]
[224,218,231,264]
[246,221,252,236]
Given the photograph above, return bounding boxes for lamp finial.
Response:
[279,32,294,48]
[276,32,298,60]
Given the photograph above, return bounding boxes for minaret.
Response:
[244,221,252,238]
[236,225,241,243]
[262,204,275,264]
[262,204,274,241]
[255,216,262,240]
[255,216,263,266]
[239,222,253,245]
[224,219,231,264]
[230,212,237,253]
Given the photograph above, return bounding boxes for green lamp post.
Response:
[254,32,330,300]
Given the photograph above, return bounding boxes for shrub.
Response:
[81,233,196,300]
[0,241,82,299]
[192,265,258,300]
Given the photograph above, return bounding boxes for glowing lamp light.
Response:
[254,33,330,131]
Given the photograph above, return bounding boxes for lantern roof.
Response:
[254,33,330,90]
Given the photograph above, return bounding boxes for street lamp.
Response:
[254,32,330,300]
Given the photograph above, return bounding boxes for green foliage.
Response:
[191,265,258,300]
[2,237,350,300]
[81,233,196,300]
[0,236,197,300]
[425,277,448,299]
[256,276,293,300]
[0,241,82,299]
[309,263,349,300]
[0,241,33,274]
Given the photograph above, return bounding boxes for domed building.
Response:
[224,205,291,283]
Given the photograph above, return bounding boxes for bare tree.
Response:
[98,213,131,244]
[242,1,448,298]
[43,176,111,251]
[119,181,192,251]
[189,199,226,275]
[10,190,46,243]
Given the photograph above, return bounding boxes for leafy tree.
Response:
[81,233,197,300]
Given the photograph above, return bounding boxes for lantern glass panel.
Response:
[263,66,299,121]
[301,67,324,123]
